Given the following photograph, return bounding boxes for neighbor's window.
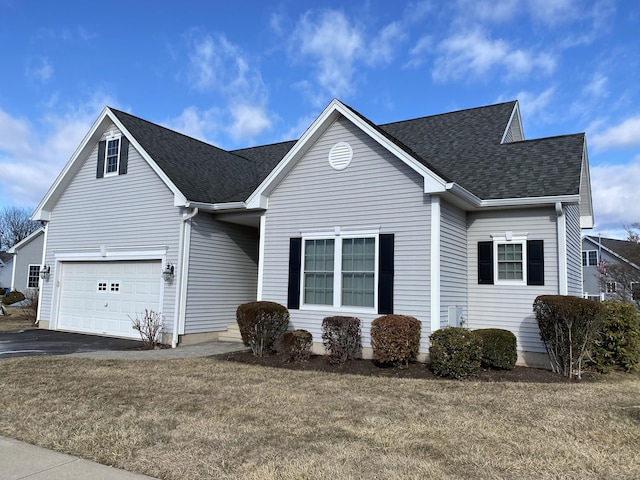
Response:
[27,265,40,288]
[303,239,334,305]
[105,138,120,174]
[582,250,598,266]
[631,282,640,300]
[303,235,377,308]
[497,242,524,281]
[606,281,617,294]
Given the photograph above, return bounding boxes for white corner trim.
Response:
[257,215,266,301]
[556,203,568,295]
[430,196,441,334]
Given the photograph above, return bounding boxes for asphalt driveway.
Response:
[0,329,142,359]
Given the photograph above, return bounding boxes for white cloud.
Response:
[590,157,640,233]
[591,116,640,151]
[366,21,406,66]
[455,0,519,23]
[291,10,364,102]
[227,104,273,140]
[432,29,556,82]
[582,73,608,98]
[163,106,223,144]
[26,57,54,83]
[514,87,555,117]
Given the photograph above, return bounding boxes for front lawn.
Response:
[0,305,37,332]
[0,357,638,479]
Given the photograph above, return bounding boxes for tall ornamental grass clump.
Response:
[236,301,289,357]
[533,295,603,379]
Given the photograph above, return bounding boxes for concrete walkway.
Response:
[3,341,247,479]
[68,340,247,359]
[0,436,157,479]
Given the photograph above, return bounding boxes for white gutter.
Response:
[172,207,199,348]
[556,202,568,295]
[186,201,247,212]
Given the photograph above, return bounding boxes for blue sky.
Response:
[0,0,638,238]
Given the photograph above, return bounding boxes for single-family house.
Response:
[6,227,45,296]
[582,235,640,302]
[32,99,593,365]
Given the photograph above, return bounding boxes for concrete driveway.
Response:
[0,329,142,359]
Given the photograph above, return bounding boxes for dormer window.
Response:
[97,134,129,179]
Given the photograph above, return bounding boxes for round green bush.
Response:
[474,328,517,370]
[371,314,421,366]
[2,290,25,305]
[236,301,289,356]
[429,327,482,379]
[591,300,640,373]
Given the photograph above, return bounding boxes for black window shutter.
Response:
[119,136,129,175]
[287,238,302,310]
[96,140,106,178]
[378,234,394,314]
[527,240,544,285]
[478,241,494,284]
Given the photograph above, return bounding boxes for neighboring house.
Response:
[32,99,593,365]
[0,252,13,291]
[6,228,45,295]
[582,235,640,302]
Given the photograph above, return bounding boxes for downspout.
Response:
[556,202,568,295]
[172,207,198,348]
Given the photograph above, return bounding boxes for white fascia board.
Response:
[108,110,188,207]
[479,194,580,208]
[579,140,595,229]
[6,227,45,253]
[186,201,247,212]
[246,99,448,208]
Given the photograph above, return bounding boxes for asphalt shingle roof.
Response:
[111,100,585,204]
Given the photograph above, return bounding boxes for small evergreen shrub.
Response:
[236,301,290,357]
[474,328,517,370]
[591,300,640,373]
[371,314,421,366]
[533,295,604,379]
[322,316,361,364]
[429,327,482,380]
[279,329,313,363]
[2,290,25,305]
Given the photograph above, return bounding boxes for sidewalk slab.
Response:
[0,436,156,480]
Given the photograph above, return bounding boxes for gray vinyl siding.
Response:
[11,233,44,292]
[261,116,431,351]
[582,238,602,298]
[440,200,467,328]
[40,124,182,331]
[565,203,582,296]
[184,214,258,333]
[467,207,558,353]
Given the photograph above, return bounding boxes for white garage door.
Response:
[58,260,162,339]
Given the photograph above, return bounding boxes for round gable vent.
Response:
[328,142,353,171]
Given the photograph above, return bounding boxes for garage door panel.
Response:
[58,260,162,339]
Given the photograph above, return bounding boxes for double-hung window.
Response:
[302,234,377,309]
[105,138,120,175]
[497,243,524,281]
[582,250,598,266]
[27,264,40,288]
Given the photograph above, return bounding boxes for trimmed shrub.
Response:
[590,300,640,373]
[279,329,313,363]
[371,314,421,366]
[236,301,290,357]
[429,327,482,380]
[2,290,25,305]
[322,316,361,364]
[474,328,517,370]
[533,295,604,379]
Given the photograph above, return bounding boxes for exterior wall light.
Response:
[39,265,50,280]
[162,263,175,281]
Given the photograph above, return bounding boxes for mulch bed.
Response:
[220,350,599,383]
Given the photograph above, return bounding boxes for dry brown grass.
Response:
[0,357,638,479]
[0,305,37,332]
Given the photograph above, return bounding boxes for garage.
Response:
[57,260,162,339]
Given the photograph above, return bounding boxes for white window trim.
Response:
[583,249,598,267]
[27,264,40,289]
[300,228,379,312]
[606,281,617,294]
[104,135,121,177]
[491,233,527,285]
